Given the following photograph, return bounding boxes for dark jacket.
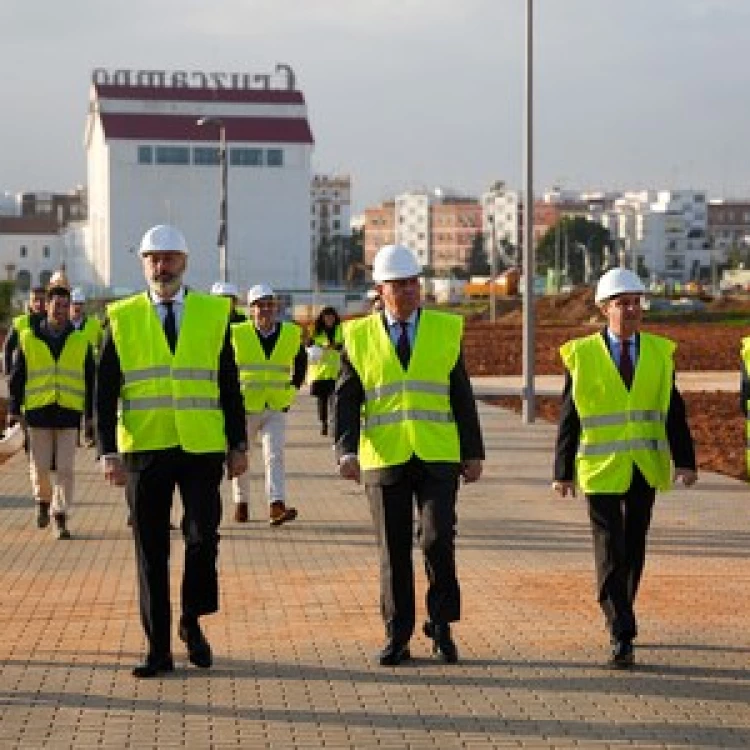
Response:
[3,311,45,376]
[553,329,696,483]
[333,310,485,485]
[8,317,95,428]
[95,290,247,459]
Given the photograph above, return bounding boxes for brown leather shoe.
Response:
[269,501,297,526]
[234,502,249,523]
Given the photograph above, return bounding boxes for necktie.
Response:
[163,301,177,353]
[619,338,633,389]
[396,321,410,369]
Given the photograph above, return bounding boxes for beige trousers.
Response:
[27,428,78,515]
[232,410,287,506]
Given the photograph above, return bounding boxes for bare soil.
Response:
[464,287,750,482]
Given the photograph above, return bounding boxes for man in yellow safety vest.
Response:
[553,267,697,669]
[334,244,484,666]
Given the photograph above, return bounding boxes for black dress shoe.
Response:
[378,641,411,666]
[179,621,212,668]
[132,654,174,678]
[609,640,635,669]
[423,621,459,663]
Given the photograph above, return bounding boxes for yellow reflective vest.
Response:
[231,321,301,412]
[13,313,31,333]
[78,316,103,354]
[307,326,343,383]
[560,332,674,493]
[20,328,88,413]
[108,291,230,454]
[343,310,462,470]
[740,336,750,475]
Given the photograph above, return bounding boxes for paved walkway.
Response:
[1,395,749,749]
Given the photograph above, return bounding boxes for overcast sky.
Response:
[2,0,749,212]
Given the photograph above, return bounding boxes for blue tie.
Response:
[396,321,410,368]
[619,339,633,389]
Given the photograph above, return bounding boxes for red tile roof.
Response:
[94,84,305,105]
[99,113,314,145]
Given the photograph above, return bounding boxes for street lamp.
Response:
[196,117,229,282]
[521,0,535,424]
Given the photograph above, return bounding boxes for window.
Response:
[311,220,316,229]
[230,148,262,166]
[333,220,340,230]
[39,270,52,287]
[19,245,27,258]
[333,204,340,215]
[155,146,190,165]
[193,147,220,165]
[138,146,153,164]
[43,246,50,258]
[266,149,283,167]
[16,270,31,292]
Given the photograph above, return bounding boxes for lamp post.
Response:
[196,117,229,282]
[521,0,535,424]
[488,214,497,322]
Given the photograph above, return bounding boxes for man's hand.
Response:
[103,455,127,487]
[226,449,248,479]
[674,468,698,487]
[6,413,23,429]
[552,480,576,498]
[460,459,483,483]
[339,454,361,484]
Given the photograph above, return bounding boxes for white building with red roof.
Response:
[84,65,314,295]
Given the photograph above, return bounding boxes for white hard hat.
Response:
[0,423,24,457]
[594,267,646,304]
[365,288,380,300]
[139,224,189,256]
[210,281,239,298]
[247,283,275,305]
[372,244,421,282]
[306,344,324,363]
[70,287,86,304]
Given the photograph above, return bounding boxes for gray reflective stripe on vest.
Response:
[27,367,57,379]
[25,384,85,399]
[364,380,450,401]
[241,382,288,391]
[123,366,217,385]
[121,396,220,411]
[364,409,454,429]
[578,438,669,456]
[239,363,288,374]
[57,367,84,380]
[580,410,666,429]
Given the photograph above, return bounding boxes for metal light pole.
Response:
[522,0,535,424]
[488,215,497,322]
[196,117,229,282]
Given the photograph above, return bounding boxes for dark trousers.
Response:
[125,448,224,657]
[366,460,460,645]
[311,379,335,427]
[586,468,655,642]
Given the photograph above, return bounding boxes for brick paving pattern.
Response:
[0,395,749,749]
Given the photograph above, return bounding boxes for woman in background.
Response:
[307,307,343,436]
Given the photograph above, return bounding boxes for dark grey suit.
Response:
[333,311,484,645]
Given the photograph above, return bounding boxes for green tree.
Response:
[536,217,612,284]
[467,231,490,275]
[0,280,14,325]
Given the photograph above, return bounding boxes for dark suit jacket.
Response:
[95,289,246,468]
[553,329,696,483]
[333,309,485,486]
